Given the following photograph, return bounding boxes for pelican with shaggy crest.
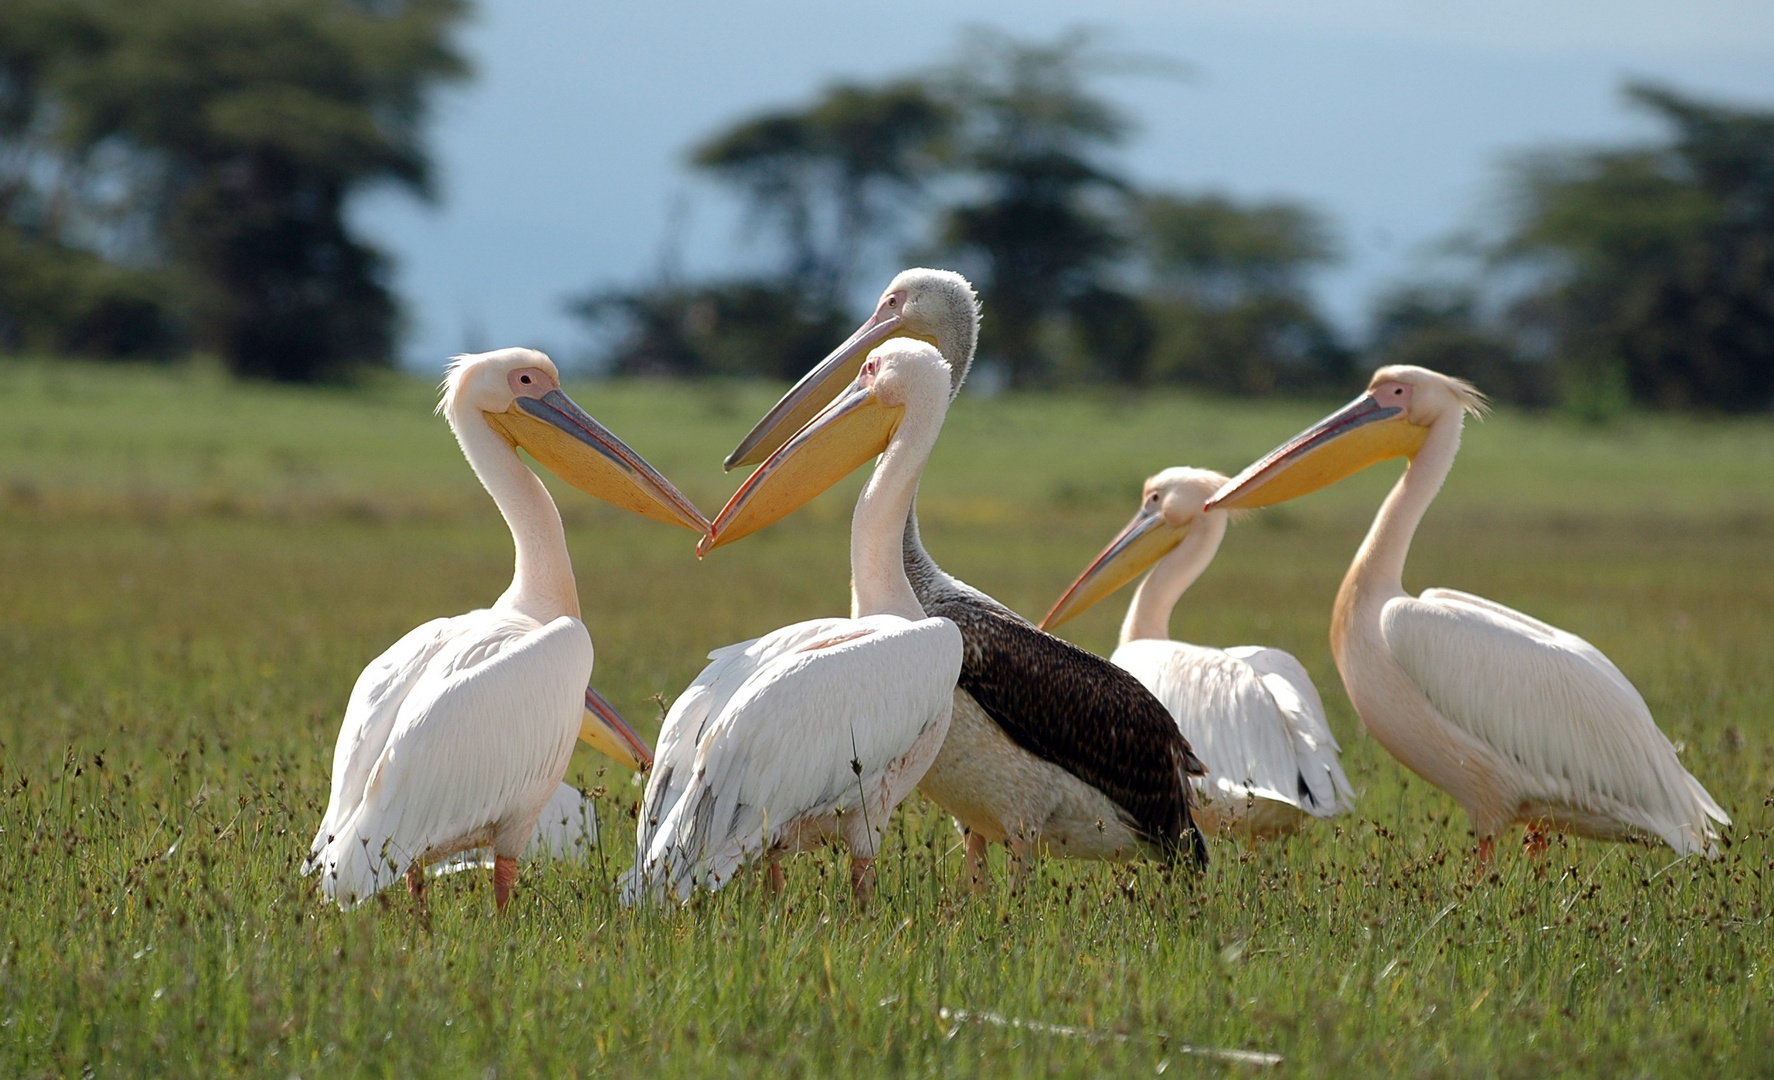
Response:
[624,340,963,904]
[723,269,1206,884]
[1042,467,1355,838]
[1206,365,1728,858]
[304,348,706,911]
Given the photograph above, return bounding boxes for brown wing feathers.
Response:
[924,596,1208,865]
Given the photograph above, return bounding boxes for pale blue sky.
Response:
[351,0,1774,372]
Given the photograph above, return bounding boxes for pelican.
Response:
[723,269,1206,885]
[304,348,707,910]
[1206,365,1729,858]
[1041,467,1355,838]
[624,340,963,903]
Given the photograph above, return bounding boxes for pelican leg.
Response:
[1475,835,1495,866]
[767,857,787,894]
[1523,823,1550,858]
[963,832,990,891]
[492,855,519,912]
[1006,836,1035,893]
[406,862,427,905]
[849,856,876,903]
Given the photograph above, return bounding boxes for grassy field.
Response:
[1,358,1771,1077]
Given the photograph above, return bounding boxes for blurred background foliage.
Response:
[2,9,1771,412]
[0,0,466,381]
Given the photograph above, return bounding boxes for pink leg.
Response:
[493,855,519,912]
[963,832,990,891]
[850,856,876,903]
[767,858,787,894]
[406,863,427,905]
[1475,835,1495,867]
[1006,836,1035,892]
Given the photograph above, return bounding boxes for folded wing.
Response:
[1382,588,1727,854]
[626,615,962,903]
[312,615,593,907]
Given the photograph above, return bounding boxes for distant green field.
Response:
[1,359,1770,1077]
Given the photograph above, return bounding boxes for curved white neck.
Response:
[851,402,943,622]
[1119,513,1227,645]
[1339,415,1463,613]
[451,408,580,623]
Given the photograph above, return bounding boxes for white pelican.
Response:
[1041,467,1356,838]
[722,269,1206,885]
[623,340,963,903]
[1206,365,1729,858]
[304,348,707,910]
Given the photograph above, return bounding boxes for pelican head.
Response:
[1206,365,1488,513]
[1041,467,1230,631]
[723,269,978,471]
[700,340,952,555]
[442,348,709,533]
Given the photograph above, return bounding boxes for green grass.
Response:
[1,358,1771,1078]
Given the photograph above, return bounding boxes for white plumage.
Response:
[304,348,704,910]
[626,340,966,902]
[524,781,604,857]
[306,590,590,910]
[1043,466,1353,838]
[1381,588,1726,854]
[1206,365,1728,858]
[438,780,604,875]
[625,615,961,902]
[634,617,865,852]
[1115,640,1352,836]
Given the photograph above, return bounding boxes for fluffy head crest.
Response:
[436,348,557,420]
[882,268,980,398]
[437,353,475,417]
[1369,364,1492,421]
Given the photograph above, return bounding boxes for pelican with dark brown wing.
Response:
[722,269,1206,884]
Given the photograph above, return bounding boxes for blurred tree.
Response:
[1066,285,1155,385]
[1138,191,1350,395]
[692,80,951,309]
[1367,284,1550,407]
[572,278,852,381]
[1498,83,1774,412]
[585,26,1363,398]
[935,28,1137,389]
[0,1,179,357]
[1,0,467,380]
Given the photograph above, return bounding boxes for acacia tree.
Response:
[1499,83,1774,412]
[1367,284,1548,407]
[692,79,951,307]
[0,1,179,357]
[935,28,1135,388]
[1138,191,1348,394]
[6,0,467,380]
[577,79,949,380]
